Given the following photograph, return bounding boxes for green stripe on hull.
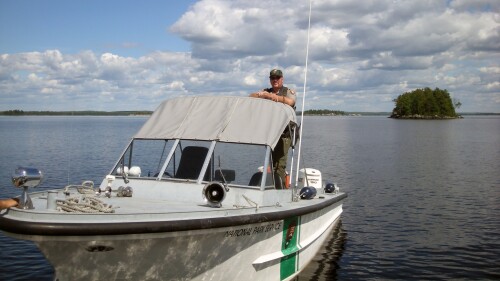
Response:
[280,216,300,280]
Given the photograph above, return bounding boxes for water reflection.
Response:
[296,220,347,281]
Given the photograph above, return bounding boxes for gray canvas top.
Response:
[134,96,297,149]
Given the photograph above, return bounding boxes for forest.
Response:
[390,87,461,119]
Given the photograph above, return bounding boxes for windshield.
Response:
[112,139,276,188]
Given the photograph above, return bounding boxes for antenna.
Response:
[294,0,313,192]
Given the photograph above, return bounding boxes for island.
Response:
[390,87,462,119]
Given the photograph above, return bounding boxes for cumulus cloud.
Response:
[170,0,291,60]
[0,0,498,112]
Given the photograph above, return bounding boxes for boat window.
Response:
[161,140,212,181]
[111,139,275,188]
[210,142,274,188]
[112,139,176,178]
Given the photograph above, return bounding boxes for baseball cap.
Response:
[269,69,283,78]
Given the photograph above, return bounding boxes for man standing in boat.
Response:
[250,69,296,188]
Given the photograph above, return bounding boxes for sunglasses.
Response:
[270,76,282,80]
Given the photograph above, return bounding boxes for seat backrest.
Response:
[248,171,282,188]
[175,146,209,180]
[248,172,263,186]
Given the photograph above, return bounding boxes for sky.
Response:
[0,0,498,112]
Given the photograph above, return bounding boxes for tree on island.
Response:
[390,87,461,119]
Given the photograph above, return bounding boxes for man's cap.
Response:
[269,69,283,77]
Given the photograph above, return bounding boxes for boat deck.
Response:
[3,187,346,225]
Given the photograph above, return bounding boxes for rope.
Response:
[56,196,115,213]
[233,195,259,209]
[63,180,96,195]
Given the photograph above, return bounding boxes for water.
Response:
[0,115,499,280]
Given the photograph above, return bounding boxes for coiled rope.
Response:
[57,181,115,213]
[56,196,115,213]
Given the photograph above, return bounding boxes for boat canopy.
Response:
[134,96,297,149]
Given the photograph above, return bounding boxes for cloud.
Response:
[0,0,499,112]
[170,0,289,60]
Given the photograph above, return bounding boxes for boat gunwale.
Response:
[0,193,346,236]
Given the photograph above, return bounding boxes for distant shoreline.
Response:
[0,110,152,116]
[0,110,498,117]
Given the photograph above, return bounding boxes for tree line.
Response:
[0,110,152,116]
[302,109,345,116]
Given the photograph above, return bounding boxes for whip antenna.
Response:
[294,0,313,192]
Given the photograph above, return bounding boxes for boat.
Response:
[0,96,347,280]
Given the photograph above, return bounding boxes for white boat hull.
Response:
[15,201,343,281]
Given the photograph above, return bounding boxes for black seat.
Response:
[248,171,283,189]
[175,146,209,180]
[248,172,263,186]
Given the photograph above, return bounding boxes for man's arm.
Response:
[0,198,19,210]
[250,91,295,107]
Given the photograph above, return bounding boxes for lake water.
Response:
[0,115,499,280]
